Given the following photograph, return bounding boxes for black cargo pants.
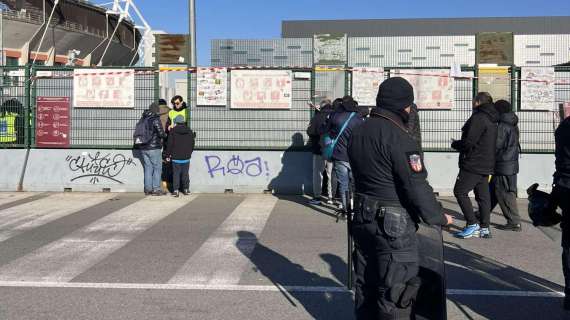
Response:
[553,185,570,300]
[352,195,420,320]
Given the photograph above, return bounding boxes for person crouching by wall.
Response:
[165,115,196,197]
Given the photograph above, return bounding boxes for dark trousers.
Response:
[454,169,492,228]
[352,218,419,319]
[554,186,570,298]
[172,162,190,192]
[490,175,521,225]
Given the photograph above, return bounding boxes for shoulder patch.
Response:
[406,152,424,173]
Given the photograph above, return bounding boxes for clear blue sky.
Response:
[97,0,570,66]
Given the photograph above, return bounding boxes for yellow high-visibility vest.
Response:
[0,113,17,143]
[168,109,187,124]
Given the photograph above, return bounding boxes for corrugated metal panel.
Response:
[211,39,313,67]
[349,36,475,67]
[515,35,570,66]
[283,17,570,38]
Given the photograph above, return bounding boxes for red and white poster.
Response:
[230,70,292,109]
[564,102,570,120]
[36,97,70,148]
[73,69,135,108]
[391,69,454,110]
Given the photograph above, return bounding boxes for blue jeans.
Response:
[141,149,162,192]
[334,160,352,208]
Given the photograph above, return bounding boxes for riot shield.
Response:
[415,224,446,320]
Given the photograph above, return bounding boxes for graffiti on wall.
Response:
[204,154,270,178]
[66,152,136,184]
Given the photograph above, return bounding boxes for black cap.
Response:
[376,77,414,112]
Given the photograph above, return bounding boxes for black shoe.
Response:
[152,190,166,196]
[496,223,522,232]
[182,189,190,195]
[144,191,152,196]
[172,191,179,198]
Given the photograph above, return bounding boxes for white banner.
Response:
[521,67,555,111]
[391,69,454,110]
[352,68,385,106]
[197,67,228,106]
[230,70,292,109]
[73,69,135,108]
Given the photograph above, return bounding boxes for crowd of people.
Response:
[306,77,570,318]
[134,95,195,197]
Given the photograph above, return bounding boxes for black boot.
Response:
[182,189,190,195]
[172,191,179,198]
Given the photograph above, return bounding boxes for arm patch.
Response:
[406,152,424,173]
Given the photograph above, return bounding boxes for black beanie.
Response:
[376,77,414,112]
[149,102,160,114]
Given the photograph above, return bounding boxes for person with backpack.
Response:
[307,99,335,205]
[165,115,196,197]
[324,96,366,210]
[134,102,168,196]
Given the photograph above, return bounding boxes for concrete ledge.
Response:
[0,149,27,191]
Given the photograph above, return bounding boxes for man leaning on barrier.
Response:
[348,77,453,319]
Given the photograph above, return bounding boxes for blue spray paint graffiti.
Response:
[205,155,270,178]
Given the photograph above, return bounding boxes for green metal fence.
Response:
[0,65,565,152]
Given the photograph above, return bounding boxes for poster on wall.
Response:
[73,69,135,108]
[313,33,347,66]
[391,69,454,109]
[521,67,555,111]
[230,70,292,109]
[478,66,511,102]
[197,67,228,106]
[476,32,514,65]
[351,68,385,106]
[36,97,70,148]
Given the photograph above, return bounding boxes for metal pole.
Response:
[189,0,196,68]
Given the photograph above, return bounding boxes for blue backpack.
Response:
[320,112,356,160]
[133,117,153,146]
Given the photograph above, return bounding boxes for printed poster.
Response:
[478,67,511,102]
[476,32,514,65]
[36,97,70,148]
[352,68,385,107]
[314,33,347,65]
[73,69,135,108]
[230,70,292,109]
[521,67,555,111]
[391,69,454,109]
[197,67,228,106]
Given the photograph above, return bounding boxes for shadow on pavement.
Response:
[236,230,355,320]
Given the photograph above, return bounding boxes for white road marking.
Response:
[0,195,196,282]
[169,195,278,285]
[0,193,38,206]
[0,193,115,242]
[0,281,562,298]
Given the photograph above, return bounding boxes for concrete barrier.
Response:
[0,149,27,191]
[0,149,556,197]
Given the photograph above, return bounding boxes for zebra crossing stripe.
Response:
[168,195,278,285]
[0,195,196,282]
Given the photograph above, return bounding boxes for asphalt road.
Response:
[0,192,566,319]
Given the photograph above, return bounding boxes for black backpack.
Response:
[133,117,153,146]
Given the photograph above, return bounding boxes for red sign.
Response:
[36,97,70,148]
[564,102,570,120]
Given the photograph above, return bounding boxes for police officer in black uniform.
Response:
[348,77,453,319]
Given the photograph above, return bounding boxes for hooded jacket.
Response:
[166,123,196,160]
[326,99,365,162]
[139,110,167,150]
[495,112,520,176]
[555,117,570,189]
[306,104,333,155]
[451,103,500,175]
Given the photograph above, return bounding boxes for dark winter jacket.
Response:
[306,105,333,155]
[139,110,167,150]
[166,124,196,160]
[555,117,570,189]
[451,103,500,175]
[495,112,520,176]
[326,102,365,162]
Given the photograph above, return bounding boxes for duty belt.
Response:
[353,193,408,224]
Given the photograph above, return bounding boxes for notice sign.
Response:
[230,70,292,109]
[73,69,135,108]
[36,97,70,148]
[197,67,228,106]
[314,33,347,66]
[352,68,385,107]
[521,67,555,111]
[391,69,454,109]
[478,67,511,102]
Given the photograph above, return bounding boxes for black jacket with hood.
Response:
[451,103,500,175]
[555,117,570,189]
[326,98,365,162]
[306,103,333,155]
[139,110,167,150]
[166,124,196,160]
[495,112,520,176]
